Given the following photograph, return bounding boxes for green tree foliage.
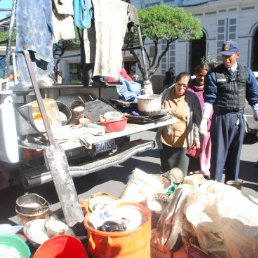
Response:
[53,27,80,82]
[125,4,203,80]
[0,30,16,46]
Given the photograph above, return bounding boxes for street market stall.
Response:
[1,1,258,257]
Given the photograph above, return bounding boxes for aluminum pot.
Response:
[137,94,162,116]
[15,193,50,225]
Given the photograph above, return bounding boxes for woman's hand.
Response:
[194,140,201,149]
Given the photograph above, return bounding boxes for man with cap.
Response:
[200,40,258,182]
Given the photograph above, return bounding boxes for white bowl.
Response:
[23,219,74,248]
[104,111,123,121]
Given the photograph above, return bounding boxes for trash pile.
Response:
[80,168,258,257]
[1,168,258,258]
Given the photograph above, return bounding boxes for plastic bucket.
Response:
[84,203,151,258]
[33,235,87,258]
[0,235,31,258]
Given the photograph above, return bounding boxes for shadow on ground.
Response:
[244,133,258,144]
[239,159,258,194]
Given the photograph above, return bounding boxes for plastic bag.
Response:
[154,185,194,252]
[183,180,258,257]
[223,219,258,258]
[120,168,167,204]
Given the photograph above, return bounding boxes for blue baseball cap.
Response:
[219,41,239,55]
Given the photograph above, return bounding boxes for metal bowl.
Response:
[56,101,72,126]
[15,193,49,215]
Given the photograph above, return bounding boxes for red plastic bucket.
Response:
[33,235,87,258]
[84,203,151,258]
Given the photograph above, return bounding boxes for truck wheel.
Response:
[0,162,21,190]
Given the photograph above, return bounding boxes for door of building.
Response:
[252,28,258,72]
[189,33,206,75]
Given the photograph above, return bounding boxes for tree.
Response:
[125,4,203,80]
[53,29,80,83]
[0,30,16,46]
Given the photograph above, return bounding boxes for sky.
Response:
[0,0,13,20]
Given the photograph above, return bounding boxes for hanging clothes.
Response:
[83,0,129,78]
[107,68,133,83]
[52,0,75,43]
[52,0,74,15]
[16,0,54,87]
[52,13,75,43]
[116,75,141,102]
[74,0,93,29]
[127,4,139,32]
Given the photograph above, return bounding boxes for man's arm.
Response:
[246,68,258,120]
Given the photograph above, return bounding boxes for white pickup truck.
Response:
[0,84,175,189]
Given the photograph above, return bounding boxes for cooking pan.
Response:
[137,94,162,116]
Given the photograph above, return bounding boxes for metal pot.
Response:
[15,193,50,225]
[56,101,72,126]
[137,94,162,116]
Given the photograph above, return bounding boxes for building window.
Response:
[217,19,226,60]
[229,33,235,40]
[218,34,224,40]
[69,63,81,83]
[217,41,223,48]
[145,2,160,8]
[170,50,175,56]
[229,18,236,25]
[228,18,236,40]
[205,11,216,15]
[229,26,236,33]
[241,6,255,11]
[161,41,175,75]
[170,57,175,63]
[218,27,225,33]
[218,20,225,26]
[217,18,237,58]
[149,46,155,57]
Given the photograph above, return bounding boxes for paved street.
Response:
[0,130,258,225]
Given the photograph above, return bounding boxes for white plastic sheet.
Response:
[184,181,258,257]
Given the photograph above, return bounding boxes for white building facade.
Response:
[131,0,258,77]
